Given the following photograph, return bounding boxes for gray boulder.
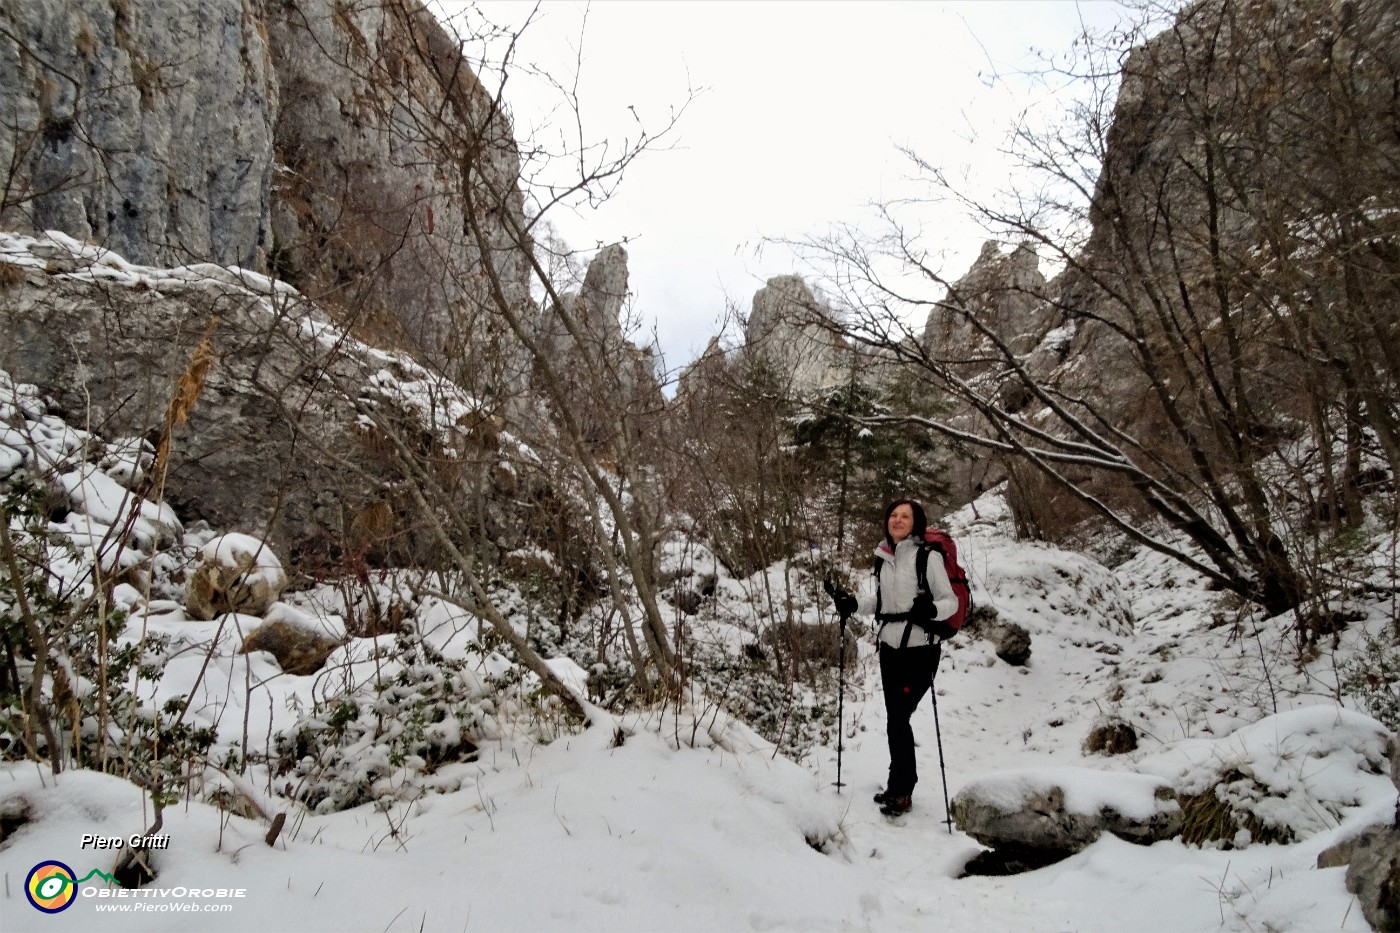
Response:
[993,621,1032,667]
[963,604,1033,666]
[1344,825,1400,933]
[240,617,342,677]
[671,589,703,616]
[953,768,1182,872]
[1314,738,1399,933]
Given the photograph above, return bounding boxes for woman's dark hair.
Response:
[882,498,927,546]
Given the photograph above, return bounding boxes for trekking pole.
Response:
[833,609,848,792]
[930,647,953,834]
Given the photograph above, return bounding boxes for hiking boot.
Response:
[879,795,912,817]
[873,789,896,806]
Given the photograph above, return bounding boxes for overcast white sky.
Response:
[433,1,1160,376]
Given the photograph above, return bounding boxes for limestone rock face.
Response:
[1344,825,1400,933]
[577,243,629,347]
[910,240,1054,501]
[261,0,532,365]
[1037,0,1400,437]
[743,276,843,397]
[543,243,632,361]
[539,244,663,446]
[0,232,508,567]
[0,0,276,269]
[0,0,531,368]
[922,241,1048,360]
[1,244,355,562]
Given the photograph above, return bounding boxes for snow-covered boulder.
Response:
[1084,718,1139,756]
[952,767,1182,867]
[1139,707,1393,848]
[239,603,343,676]
[186,533,287,620]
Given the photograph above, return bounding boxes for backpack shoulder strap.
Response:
[915,543,931,595]
[872,555,883,617]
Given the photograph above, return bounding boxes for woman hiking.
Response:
[825,499,958,817]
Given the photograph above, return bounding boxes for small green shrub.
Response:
[1341,631,1400,731]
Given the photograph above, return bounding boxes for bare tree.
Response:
[788,0,1399,631]
[268,0,700,703]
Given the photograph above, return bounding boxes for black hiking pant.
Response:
[879,641,940,798]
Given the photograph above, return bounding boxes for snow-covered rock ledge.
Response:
[953,708,1395,878]
[0,230,504,565]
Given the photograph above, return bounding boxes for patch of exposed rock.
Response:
[538,244,662,445]
[963,604,1033,666]
[922,241,1049,361]
[1084,718,1139,756]
[743,276,844,397]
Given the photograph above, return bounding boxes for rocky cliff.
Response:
[0,0,531,367]
[0,1,665,571]
[958,0,1400,540]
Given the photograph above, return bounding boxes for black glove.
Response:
[928,619,957,641]
[823,577,857,617]
[914,592,955,640]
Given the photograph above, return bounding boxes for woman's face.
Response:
[887,504,915,542]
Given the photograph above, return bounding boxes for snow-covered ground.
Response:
[3,493,1392,932]
[2,232,1396,932]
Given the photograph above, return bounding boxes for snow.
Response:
[971,537,1136,637]
[1041,322,1077,351]
[59,464,182,553]
[263,601,346,642]
[1137,707,1392,839]
[5,501,1390,933]
[1,240,1396,932]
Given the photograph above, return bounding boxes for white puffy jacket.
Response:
[855,536,959,648]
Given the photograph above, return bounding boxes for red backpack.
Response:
[922,529,972,633]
